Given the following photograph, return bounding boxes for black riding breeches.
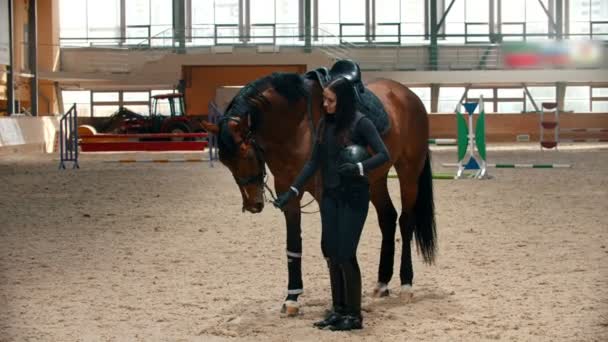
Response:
[320,184,370,262]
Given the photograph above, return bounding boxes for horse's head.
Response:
[203,115,266,213]
[203,73,310,214]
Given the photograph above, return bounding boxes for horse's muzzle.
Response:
[243,201,264,213]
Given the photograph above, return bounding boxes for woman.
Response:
[273,76,390,331]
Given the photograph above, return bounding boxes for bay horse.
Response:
[201,72,436,316]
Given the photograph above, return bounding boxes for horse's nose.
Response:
[244,201,264,213]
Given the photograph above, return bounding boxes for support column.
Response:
[7,0,15,115]
[304,0,311,52]
[489,0,495,41]
[548,0,554,38]
[430,83,440,113]
[429,0,438,71]
[555,0,563,40]
[243,0,250,43]
[120,0,125,44]
[29,0,37,116]
[556,82,566,112]
[564,0,569,38]
[496,0,502,41]
[172,0,186,53]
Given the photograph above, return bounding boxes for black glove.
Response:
[337,162,360,177]
[273,188,296,210]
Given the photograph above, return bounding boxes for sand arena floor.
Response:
[1,144,607,341]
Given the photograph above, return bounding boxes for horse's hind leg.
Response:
[370,174,398,297]
[394,159,424,301]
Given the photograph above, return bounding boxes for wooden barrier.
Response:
[79,133,208,152]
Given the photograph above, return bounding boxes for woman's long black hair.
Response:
[319,77,357,144]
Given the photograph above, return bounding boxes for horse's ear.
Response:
[201,121,219,134]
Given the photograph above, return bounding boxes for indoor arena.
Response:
[1,1,607,341]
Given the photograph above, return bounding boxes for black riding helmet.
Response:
[338,144,370,164]
[337,144,370,180]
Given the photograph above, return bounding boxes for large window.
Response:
[62,91,91,117]
[467,88,494,112]
[445,0,465,43]
[409,87,431,113]
[525,86,555,112]
[58,0,608,47]
[125,0,173,46]
[525,0,550,40]
[250,0,299,44]
[192,0,239,45]
[399,0,425,43]
[63,89,177,118]
[60,0,121,46]
[570,0,608,39]
[591,87,608,112]
[439,87,466,113]
[496,88,524,113]
[565,86,590,112]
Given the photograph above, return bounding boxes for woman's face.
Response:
[322,88,337,114]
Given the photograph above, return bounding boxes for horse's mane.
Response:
[219,72,309,157]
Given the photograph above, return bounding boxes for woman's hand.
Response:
[338,162,360,177]
[273,189,296,210]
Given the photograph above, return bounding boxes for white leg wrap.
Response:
[376,282,389,292]
[286,250,302,258]
[400,285,414,301]
[287,288,303,295]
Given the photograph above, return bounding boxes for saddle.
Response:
[305,60,391,136]
[305,59,365,96]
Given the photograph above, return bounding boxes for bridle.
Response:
[222,116,267,188]
[221,86,318,213]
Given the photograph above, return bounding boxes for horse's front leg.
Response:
[281,202,303,316]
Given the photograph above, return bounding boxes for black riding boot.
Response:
[330,258,363,331]
[313,260,345,329]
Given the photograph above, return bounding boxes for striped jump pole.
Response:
[428,138,457,146]
[560,128,608,133]
[559,128,608,143]
[389,172,458,180]
[443,162,572,169]
[105,159,206,164]
[560,139,608,143]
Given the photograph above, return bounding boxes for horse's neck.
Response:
[256,82,324,180]
[257,100,318,177]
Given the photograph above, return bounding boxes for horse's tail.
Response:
[414,151,437,264]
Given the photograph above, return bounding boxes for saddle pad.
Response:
[358,87,390,136]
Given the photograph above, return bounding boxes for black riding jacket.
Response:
[292,112,390,190]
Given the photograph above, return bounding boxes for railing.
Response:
[57,23,608,73]
[59,22,608,48]
[58,104,79,170]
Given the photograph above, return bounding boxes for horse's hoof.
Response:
[399,285,413,302]
[372,283,390,298]
[281,300,300,317]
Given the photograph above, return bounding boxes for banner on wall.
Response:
[0,0,9,66]
[501,40,603,69]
